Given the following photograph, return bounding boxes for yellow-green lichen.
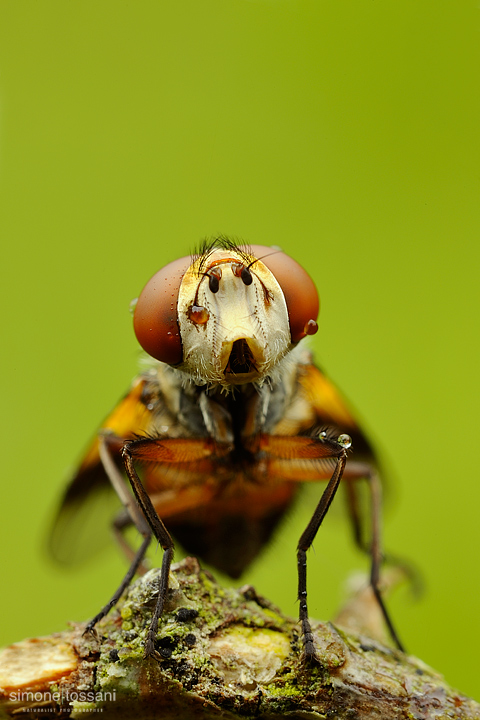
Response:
[120,606,133,620]
[265,678,303,698]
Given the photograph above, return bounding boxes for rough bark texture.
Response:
[0,558,478,719]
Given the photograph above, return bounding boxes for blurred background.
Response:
[1,0,479,700]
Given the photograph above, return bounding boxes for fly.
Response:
[50,236,404,661]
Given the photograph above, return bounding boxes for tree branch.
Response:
[0,558,478,719]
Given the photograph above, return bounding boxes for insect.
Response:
[50,237,404,661]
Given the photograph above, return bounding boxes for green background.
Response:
[1,0,479,701]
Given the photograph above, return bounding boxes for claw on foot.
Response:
[82,624,98,640]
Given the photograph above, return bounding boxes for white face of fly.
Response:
[176,249,292,388]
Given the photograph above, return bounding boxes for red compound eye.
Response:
[244,245,319,343]
[133,255,191,365]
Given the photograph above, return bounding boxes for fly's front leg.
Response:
[119,434,228,658]
[297,435,350,662]
[122,440,175,660]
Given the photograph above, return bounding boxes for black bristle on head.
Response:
[193,236,253,274]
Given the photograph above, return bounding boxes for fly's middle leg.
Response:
[343,461,406,652]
